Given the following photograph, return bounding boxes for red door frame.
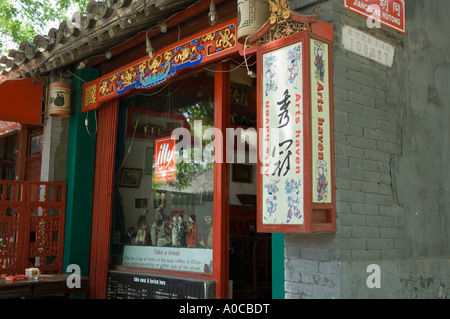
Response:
[213,62,230,299]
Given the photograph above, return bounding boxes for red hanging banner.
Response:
[0,78,43,125]
[154,136,177,184]
[344,0,406,34]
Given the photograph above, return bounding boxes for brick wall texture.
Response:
[284,0,406,299]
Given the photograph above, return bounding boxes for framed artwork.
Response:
[232,164,252,183]
[135,198,148,209]
[118,168,142,188]
[29,133,43,156]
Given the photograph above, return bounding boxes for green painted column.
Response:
[63,67,99,277]
[272,233,285,299]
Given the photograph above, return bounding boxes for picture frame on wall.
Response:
[232,164,252,183]
[119,168,142,188]
[135,198,148,209]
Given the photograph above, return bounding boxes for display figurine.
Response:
[135,207,149,245]
[156,223,169,246]
[204,215,213,248]
[151,206,162,246]
[177,211,187,247]
[156,207,172,247]
[187,215,205,248]
[150,221,157,246]
[170,211,180,247]
[128,227,136,245]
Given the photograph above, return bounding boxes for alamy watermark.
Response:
[366,5,382,29]
[366,264,381,289]
[170,121,292,173]
[66,264,81,289]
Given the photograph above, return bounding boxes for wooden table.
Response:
[0,274,90,299]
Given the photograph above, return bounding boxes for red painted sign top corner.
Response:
[344,0,406,34]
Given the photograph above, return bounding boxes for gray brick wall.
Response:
[41,116,69,183]
[285,0,450,299]
[284,234,339,299]
[284,0,340,300]
[284,0,407,299]
[332,0,406,263]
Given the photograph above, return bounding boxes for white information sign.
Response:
[122,246,213,274]
[342,25,395,67]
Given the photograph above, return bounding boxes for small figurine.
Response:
[135,207,149,245]
[127,227,136,245]
[177,211,187,247]
[204,215,213,248]
[150,222,157,246]
[156,207,172,247]
[170,211,180,246]
[150,206,163,246]
[187,215,205,248]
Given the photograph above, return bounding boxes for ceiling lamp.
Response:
[146,32,155,58]
[208,0,218,26]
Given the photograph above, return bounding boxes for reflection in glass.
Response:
[111,70,215,274]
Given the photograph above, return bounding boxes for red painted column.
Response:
[213,63,230,299]
[89,99,119,299]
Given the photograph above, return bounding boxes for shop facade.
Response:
[78,0,335,299]
[0,75,68,279]
[0,0,449,299]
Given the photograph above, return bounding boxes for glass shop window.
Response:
[28,130,43,157]
[110,69,215,275]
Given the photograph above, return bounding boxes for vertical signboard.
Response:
[311,39,332,205]
[256,19,336,234]
[257,32,310,233]
[154,136,177,184]
[260,40,305,226]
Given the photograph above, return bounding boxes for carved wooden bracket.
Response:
[248,0,319,45]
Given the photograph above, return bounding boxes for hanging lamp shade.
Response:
[237,0,270,44]
[48,82,71,117]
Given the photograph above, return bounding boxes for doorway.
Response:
[227,58,272,299]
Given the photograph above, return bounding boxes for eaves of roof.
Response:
[0,0,200,83]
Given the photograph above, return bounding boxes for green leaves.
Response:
[0,0,90,54]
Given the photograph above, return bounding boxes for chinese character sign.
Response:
[311,40,332,204]
[344,0,406,34]
[261,42,304,226]
[154,136,177,184]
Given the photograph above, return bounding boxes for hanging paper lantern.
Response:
[237,0,270,44]
[48,82,71,117]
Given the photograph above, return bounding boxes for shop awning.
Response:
[0,121,20,136]
[0,78,43,125]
